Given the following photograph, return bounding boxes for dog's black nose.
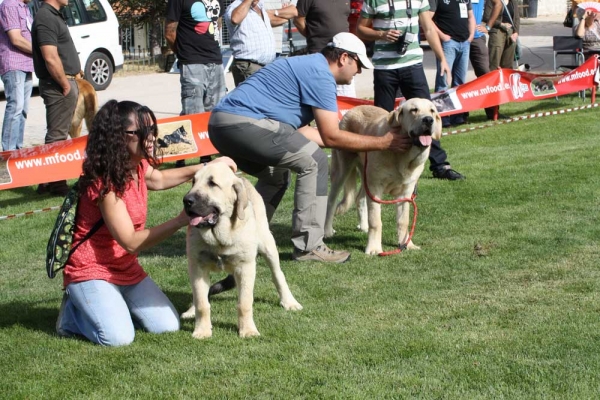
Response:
[183,194,195,209]
[423,116,434,126]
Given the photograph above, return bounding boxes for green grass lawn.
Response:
[1,95,600,398]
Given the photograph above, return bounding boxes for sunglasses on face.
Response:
[125,124,158,137]
[347,52,363,69]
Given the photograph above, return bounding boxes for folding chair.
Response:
[553,36,585,72]
[552,36,586,98]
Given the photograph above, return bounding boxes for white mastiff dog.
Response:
[182,163,302,338]
[325,98,442,255]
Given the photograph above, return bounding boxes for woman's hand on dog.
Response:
[383,131,412,153]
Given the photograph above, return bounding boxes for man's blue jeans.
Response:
[1,70,32,151]
[180,63,226,115]
[57,277,180,346]
[435,39,470,92]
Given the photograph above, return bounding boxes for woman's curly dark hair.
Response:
[79,100,160,198]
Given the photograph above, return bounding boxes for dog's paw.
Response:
[239,327,261,338]
[181,305,195,319]
[281,299,303,311]
[365,246,383,255]
[191,328,212,339]
[357,223,368,233]
[324,227,336,238]
[406,241,421,250]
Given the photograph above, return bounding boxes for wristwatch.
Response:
[486,25,490,31]
[274,9,279,16]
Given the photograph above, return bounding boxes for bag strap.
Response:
[67,218,104,260]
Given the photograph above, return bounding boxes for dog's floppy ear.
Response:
[232,179,248,221]
[432,108,442,141]
[387,106,403,128]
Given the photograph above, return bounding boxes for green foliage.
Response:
[1,95,600,398]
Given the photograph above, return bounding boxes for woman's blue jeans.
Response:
[57,277,180,346]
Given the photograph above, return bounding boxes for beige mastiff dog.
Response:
[324,99,442,255]
[182,163,302,338]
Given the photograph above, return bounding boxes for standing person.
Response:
[483,0,519,71]
[482,0,518,119]
[225,0,297,87]
[264,0,297,57]
[31,0,80,195]
[0,0,33,152]
[469,0,496,120]
[294,0,356,96]
[356,0,465,180]
[209,32,411,264]
[55,99,237,346]
[165,0,225,168]
[429,0,475,127]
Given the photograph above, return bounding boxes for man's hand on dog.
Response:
[209,156,237,173]
[383,131,412,153]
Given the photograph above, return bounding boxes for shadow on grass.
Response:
[0,299,59,335]
[0,185,65,210]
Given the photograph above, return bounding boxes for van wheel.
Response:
[85,52,112,91]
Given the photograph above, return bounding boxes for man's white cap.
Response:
[327,32,374,69]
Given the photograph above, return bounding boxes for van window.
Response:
[82,0,107,23]
[64,0,107,25]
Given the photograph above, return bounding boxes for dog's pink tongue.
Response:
[189,216,204,226]
[419,136,432,146]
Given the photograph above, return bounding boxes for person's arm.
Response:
[427,0,450,42]
[230,0,255,25]
[293,15,307,36]
[6,29,32,54]
[356,16,400,42]
[39,45,70,96]
[419,12,451,77]
[145,157,237,191]
[468,9,475,42]
[312,108,411,152]
[267,3,297,27]
[99,191,189,254]
[575,10,592,38]
[486,0,503,30]
[165,20,178,52]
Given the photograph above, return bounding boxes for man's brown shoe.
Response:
[292,244,351,263]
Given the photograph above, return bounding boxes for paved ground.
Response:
[0,15,569,149]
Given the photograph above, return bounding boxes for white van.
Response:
[0,0,123,92]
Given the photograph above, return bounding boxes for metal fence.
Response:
[122,47,163,71]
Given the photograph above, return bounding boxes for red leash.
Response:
[362,153,418,256]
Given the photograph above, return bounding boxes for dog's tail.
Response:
[336,165,359,215]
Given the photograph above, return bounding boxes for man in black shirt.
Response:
[32,0,80,195]
[165,0,225,168]
[430,0,475,127]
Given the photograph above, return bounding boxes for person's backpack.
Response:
[46,181,103,278]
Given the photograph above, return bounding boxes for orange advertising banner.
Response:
[1,57,598,191]
[0,112,217,190]
[338,55,599,118]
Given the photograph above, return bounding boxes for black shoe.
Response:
[433,168,465,181]
[451,115,466,126]
[175,160,186,168]
[441,116,451,128]
[36,183,50,195]
[209,274,236,296]
[48,180,70,196]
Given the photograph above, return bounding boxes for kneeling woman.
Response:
[56,100,236,346]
